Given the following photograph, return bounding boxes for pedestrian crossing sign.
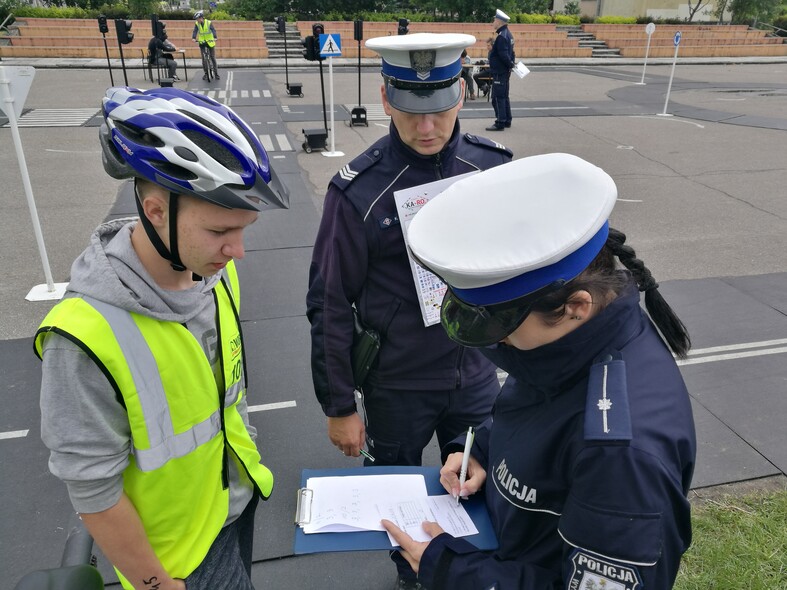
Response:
[319,34,342,57]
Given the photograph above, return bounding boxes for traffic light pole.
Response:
[101,32,114,86]
[318,58,327,135]
[116,38,129,86]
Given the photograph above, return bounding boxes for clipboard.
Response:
[294,465,498,554]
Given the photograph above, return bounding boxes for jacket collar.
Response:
[481,280,644,396]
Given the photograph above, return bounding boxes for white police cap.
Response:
[495,9,511,22]
[407,153,617,306]
[365,33,476,114]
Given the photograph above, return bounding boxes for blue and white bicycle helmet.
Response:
[100,86,289,272]
[100,86,288,211]
[194,11,204,19]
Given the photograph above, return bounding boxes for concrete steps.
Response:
[557,25,621,58]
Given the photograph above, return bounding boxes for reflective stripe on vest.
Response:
[197,20,215,47]
[85,296,224,471]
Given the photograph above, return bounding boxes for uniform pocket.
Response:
[558,494,662,565]
[365,431,401,464]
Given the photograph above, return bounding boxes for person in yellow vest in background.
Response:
[35,87,289,590]
[192,10,219,80]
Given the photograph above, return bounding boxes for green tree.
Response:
[729,0,782,23]
[128,0,158,18]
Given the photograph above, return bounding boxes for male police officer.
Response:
[487,9,515,131]
[306,33,512,590]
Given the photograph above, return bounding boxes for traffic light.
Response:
[301,35,316,61]
[115,19,134,44]
[97,15,109,34]
[398,18,409,35]
[276,16,286,35]
[312,22,324,38]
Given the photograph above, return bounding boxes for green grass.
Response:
[675,490,787,589]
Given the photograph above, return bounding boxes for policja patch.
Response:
[568,550,642,590]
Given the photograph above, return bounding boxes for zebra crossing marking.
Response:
[258,133,294,152]
[275,133,292,152]
[197,89,270,101]
[1,108,98,128]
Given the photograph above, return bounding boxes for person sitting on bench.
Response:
[148,30,179,81]
[473,38,494,97]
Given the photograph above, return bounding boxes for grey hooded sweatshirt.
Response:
[39,218,254,524]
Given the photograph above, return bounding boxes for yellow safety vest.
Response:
[196,19,216,47]
[35,262,273,588]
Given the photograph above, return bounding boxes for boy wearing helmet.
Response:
[192,11,219,80]
[35,87,288,590]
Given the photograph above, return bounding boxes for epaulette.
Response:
[331,146,385,191]
[584,353,632,443]
[462,133,513,158]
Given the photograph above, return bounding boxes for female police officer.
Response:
[382,153,696,590]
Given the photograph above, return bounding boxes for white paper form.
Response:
[394,171,479,327]
[302,474,428,534]
[380,494,480,545]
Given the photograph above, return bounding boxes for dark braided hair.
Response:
[530,227,691,358]
[606,228,690,357]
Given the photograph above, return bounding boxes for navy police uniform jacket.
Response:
[306,122,512,417]
[489,24,515,75]
[418,282,696,590]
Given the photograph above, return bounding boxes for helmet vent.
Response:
[234,120,265,168]
[182,129,244,174]
[149,160,198,181]
[113,120,164,148]
[177,109,230,141]
[174,145,199,162]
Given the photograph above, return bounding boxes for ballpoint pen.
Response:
[359,448,376,462]
[457,426,475,505]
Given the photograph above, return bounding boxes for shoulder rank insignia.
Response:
[462,133,513,157]
[584,353,632,442]
[331,146,384,191]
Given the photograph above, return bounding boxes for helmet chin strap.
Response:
[134,180,202,280]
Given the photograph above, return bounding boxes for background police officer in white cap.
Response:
[306,32,512,590]
[382,154,696,590]
[487,9,515,131]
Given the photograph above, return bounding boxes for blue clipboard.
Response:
[293,465,498,554]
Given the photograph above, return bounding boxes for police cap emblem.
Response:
[410,50,436,80]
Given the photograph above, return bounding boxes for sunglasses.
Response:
[440,280,565,347]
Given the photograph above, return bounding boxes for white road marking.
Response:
[0,430,29,440]
[677,338,787,366]
[248,400,297,413]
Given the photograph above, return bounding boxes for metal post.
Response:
[283,27,290,89]
[322,56,343,157]
[660,32,681,116]
[0,72,66,299]
[357,38,362,107]
[101,32,114,86]
[318,59,327,134]
[116,38,129,86]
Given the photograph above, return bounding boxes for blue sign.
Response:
[674,31,682,46]
[319,33,342,57]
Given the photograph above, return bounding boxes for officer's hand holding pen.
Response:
[440,450,486,501]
